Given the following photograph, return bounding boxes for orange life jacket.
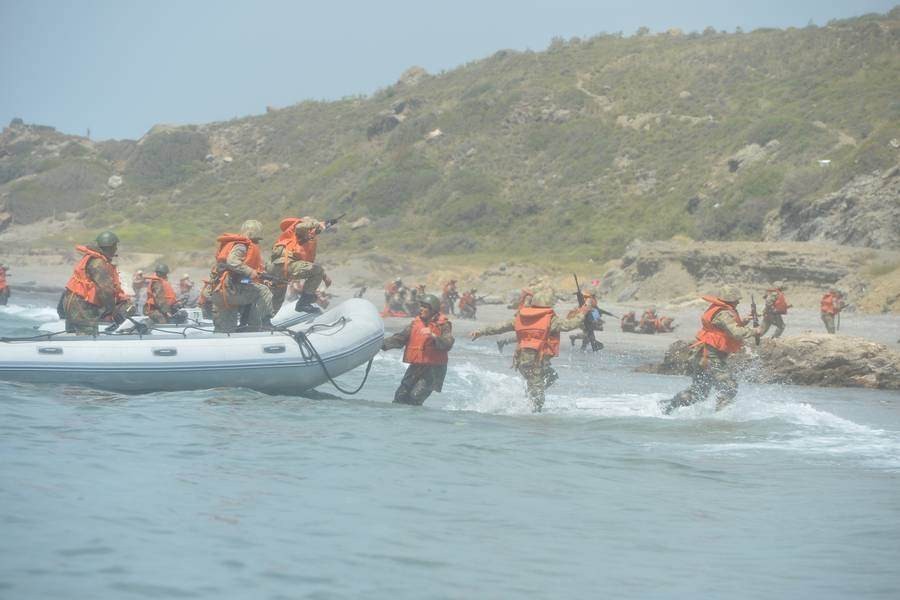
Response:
[273,218,318,277]
[65,246,127,307]
[768,289,789,314]
[694,296,744,354]
[458,293,475,309]
[514,307,559,358]
[820,293,840,315]
[402,315,450,365]
[215,234,263,279]
[0,267,6,291]
[143,274,177,313]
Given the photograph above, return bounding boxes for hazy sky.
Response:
[1,0,895,140]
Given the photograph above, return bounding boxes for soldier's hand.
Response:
[323,275,332,288]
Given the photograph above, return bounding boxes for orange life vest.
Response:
[458,293,475,309]
[514,307,559,358]
[694,296,744,354]
[143,274,177,313]
[273,218,318,277]
[402,315,450,365]
[215,234,263,279]
[0,267,7,291]
[820,293,840,315]
[768,289,789,314]
[65,246,127,306]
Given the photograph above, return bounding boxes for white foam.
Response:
[0,304,60,322]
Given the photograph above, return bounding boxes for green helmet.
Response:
[530,291,555,308]
[155,263,170,276]
[95,231,119,248]
[419,293,441,313]
[719,285,742,303]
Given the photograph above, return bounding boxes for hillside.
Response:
[1,8,898,265]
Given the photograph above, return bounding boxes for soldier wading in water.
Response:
[660,285,761,414]
[381,294,455,406]
[471,290,582,413]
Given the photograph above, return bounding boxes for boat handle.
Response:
[153,348,178,357]
[38,347,63,355]
[263,345,286,354]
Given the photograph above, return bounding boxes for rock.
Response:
[642,335,900,390]
[367,113,402,140]
[425,128,443,140]
[0,211,10,233]
[397,66,428,87]
[726,143,768,172]
[349,217,371,230]
[679,90,692,99]
[257,162,281,179]
[107,175,123,189]
[764,167,900,250]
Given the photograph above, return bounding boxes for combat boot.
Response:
[294,293,318,312]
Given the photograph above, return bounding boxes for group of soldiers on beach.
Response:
[26,224,853,413]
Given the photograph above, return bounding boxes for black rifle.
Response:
[324,213,346,228]
[749,294,760,346]
[573,273,603,352]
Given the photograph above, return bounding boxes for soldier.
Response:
[142,263,180,324]
[656,316,677,333]
[620,311,637,333]
[820,288,845,334]
[60,231,134,334]
[381,293,454,405]
[0,263,10,306]
[441,279,459,315]
[208,220,273,333]
[268,217,332,312]
[177,274,199,308]
[660,286,761,414]
[638,307,659,334]
[568,291,604,351]
[471,290,582,413]
[760,281,790,338]
[382,278,403,316]
[498,287,534,352]
[457,289,477,319]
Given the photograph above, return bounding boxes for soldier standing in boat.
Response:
[471,290,583,413]
[60,231,134,334]
[268,217,332,313]
[660,285,761,414]
[381,294,455,406]
[207,220,273,332]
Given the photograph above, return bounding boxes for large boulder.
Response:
[641,334,900,390]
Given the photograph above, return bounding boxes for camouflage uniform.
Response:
[0,265,9,306]
[475,305,582,412]
[382,317,454,405]
[662,292,757,414]
[144,278,175,324]
[210,241,273,333]
[62,245,131,335]
[760,292,786,338]
[820,291,844,334]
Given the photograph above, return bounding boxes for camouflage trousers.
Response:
[62,291,114,335]
[569,327,603,352]
[143,307,169,324]
[268,260,325,313]
[760,311,785,338]
[210,281,273,333]
[662,346,738,413]
[0,287,9,306]
[393,363,448,406]
[514,348,559,413]
[821,312,837,334]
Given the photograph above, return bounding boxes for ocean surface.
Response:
[1,301,899,599]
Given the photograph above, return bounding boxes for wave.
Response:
[0,303,60,323]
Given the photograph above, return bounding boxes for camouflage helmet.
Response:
[719,285,742,303]
[240,219,263,240]
[419,293,441,313]
[530,290,556,308]
[155,263,170,276]
[95,231,119,248]
[294,218,318,230]
[773,281,785,289]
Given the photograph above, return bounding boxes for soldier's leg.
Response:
[822,313,835,334]
[711,355,739,411]
[772,313,785,338]
[518,362,546,413]
[270,283,287,314]
[287,261,324,294]
[661,350,713,414]
[242,283,274,330]
[210,290,243,333]
[64,295,101,335]
[759,314,773,337]
[394,365,430,405]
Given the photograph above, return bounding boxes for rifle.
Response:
[749,294,760,346]
[573,273,603,352]
[323,213,346,228]
[257,271,288,286]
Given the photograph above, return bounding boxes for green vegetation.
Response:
[1,8,898,265]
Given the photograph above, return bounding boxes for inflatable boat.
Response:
[0,298,383,396]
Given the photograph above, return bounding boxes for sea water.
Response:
[1,302,899,599]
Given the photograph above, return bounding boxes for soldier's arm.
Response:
[712,310,756,340]
[432,320,455,351]
[472,318,516,338]
[382,323,413,351]
[552,313,584,333]
[153,281,172,314]
[226,244,256,278]
[86,258,116,312]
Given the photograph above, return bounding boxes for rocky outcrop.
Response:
[764,167,900,250]
[641,335,900,390]
[598,238,900,311]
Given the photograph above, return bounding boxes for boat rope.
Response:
[285,322,374,395]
